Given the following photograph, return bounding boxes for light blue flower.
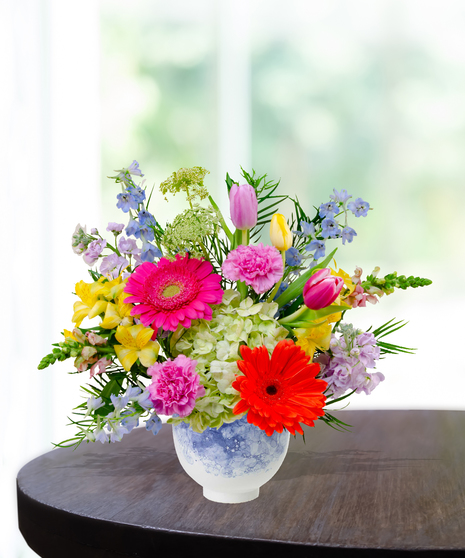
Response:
[341,226,357,245]
[145,413,162,435]
[293,220,315,238]
[138,209,156,226]
[124,385,142,400]
[305,239,326,259]
[127,160,144,177]
[134,224,154,242]
[347,197,370,217]
[330,188,351,204]
[319,202,339,219]
[274,281,288,300]
[285,247,303,267]
[125,216,140,237]
[136,390,153,410]
[141,239,162,263]
[116,192,138,213]
[128,185,146,204]
[321,218,340,239]
[110,394,130,413]
[94,427,109,444]
[121,411,140,433]
[86,396,104,415]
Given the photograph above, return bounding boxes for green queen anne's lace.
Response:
[162,204,220,259]
[160,166,210,202]
[171,290,289,433]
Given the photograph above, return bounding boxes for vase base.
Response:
[203,487,259,504]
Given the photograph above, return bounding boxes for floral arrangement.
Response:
[39,161,432,446]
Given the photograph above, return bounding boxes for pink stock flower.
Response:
[89,357,112,379]
[222,243,283,294]
[124,254,224,332]
[303,268,344,310]
[229,184,258,230]
[86,332,107,346]
[346,284,379,308]
[147,355,205,417]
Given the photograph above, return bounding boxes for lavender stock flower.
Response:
[83,239,107,266]
[100,253,129,279]
[106,222,125,233]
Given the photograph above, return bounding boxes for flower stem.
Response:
[208,195,234,243]
[266,251,286,303]
[241,229,248,246]
[278,304,308,324]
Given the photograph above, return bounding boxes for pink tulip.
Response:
[303,268,344,310]
[229,184,258,230]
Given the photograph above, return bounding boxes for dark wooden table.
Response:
[17,410,465,557]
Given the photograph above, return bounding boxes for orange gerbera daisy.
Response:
[232,339,327,436]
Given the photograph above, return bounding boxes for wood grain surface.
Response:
[17,410,465,557]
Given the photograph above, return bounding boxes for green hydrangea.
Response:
[160,166,210,202]
[162,204,220,258]
[170,290,289,433]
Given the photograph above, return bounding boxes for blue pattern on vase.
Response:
[173,415,289,478]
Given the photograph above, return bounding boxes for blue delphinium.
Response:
[294,220,316,238]
[306,239,326,259]
[141,239,162,262]
[136,223,155,242]
[285,247,303,267]
[127,184,146,204]
[348,197,370,217]
[341,226,357,245]
[125,216,140,237]
[321,218,340,238]
[146,413,162,435]
[120,411,140,433]
[116,192,139,213]
[319,201,339,219]
[330,188,351,204]
[138,209,156,226]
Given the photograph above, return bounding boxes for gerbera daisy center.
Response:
[266,384,278,396]
[162,284,181,298]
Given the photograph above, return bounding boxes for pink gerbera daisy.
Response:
[124,254,224,331]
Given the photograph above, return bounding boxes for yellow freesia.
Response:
[114,324,160,371]
[100,292,134,329]
[270,213,293,251]
[72,280,108,327]
[295,320,332,360]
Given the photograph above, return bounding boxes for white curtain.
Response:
[1,1,100,556]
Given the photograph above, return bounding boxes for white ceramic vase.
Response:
[172,415,290,503]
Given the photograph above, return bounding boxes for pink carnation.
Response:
[147,355,205,418]
[222,243,283,294]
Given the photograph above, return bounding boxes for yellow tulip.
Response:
[114,324,160,371]
[270,214,292,251]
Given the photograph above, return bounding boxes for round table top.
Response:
[17,410,465,557]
